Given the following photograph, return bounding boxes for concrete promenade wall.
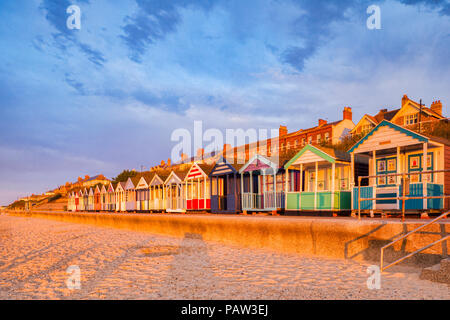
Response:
[6,211,450,267]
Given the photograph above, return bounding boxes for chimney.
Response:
[196,148,205,159]
[380,109,387,113]
[180,153,188,162]
[318,119,327,126]
[167,158,171,166]
[279,125,288,137]
[343,107,352,121]
[160,160,165,167]
[430,100,443,116]
[402,94,409,107]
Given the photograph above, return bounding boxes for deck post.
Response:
[273,171,277,209]
[372,149,376,211]
[299,164,303,210]
[203,177,206,210]
[262,172,266,209]
[250,171,253,209]
[423,142,428,210]
[285,168,289,210]
[314,161,318,210]
[240,173,244,211]
[331,162,336,210]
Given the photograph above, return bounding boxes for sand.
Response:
[0,214,448,300]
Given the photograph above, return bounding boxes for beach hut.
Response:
[164,166,190,213]
[283,144,364,213]
[135,172,155,212]
[115,182,126,212]
[82,188,89,211]
[100,185,107,211]
[209,157,243,214]
[185,163,214,211]
[148,171,169,212]
[76,190,82,212]
[124,176,138,212]
[239,154,286,213]
[106,182,117,212]
[94,185,101,211]
[348,120,449,214]
[88,187,95,211]
[67,191,75,212]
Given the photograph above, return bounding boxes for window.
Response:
[294,140,298,148]
[302,138,306,146]
[362,124,372,132]
[286,142,290,149]
[308,136,312,144]
[324,132,330,142]
[317,134,321,144]
[405,114,418,125]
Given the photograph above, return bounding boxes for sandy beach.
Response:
[0,214,448,300]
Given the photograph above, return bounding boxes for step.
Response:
[420,258,450,284]
[440,258,450,273]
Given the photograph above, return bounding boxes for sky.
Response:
[0,0,449,205]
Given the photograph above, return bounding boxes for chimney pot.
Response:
[402,94,409,106]
[431,99,443,116]
[343,106,352,121]
[318,119,327,126]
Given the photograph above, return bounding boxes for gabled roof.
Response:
[107,182,117,193]
[185,162,215,180]
[239,154,279,174]
[164,163,191,184]
[115,182,126,192]
[284,144,350,168]
[209,156,244,176]
[348,120,430,153]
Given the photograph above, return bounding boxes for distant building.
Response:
[351,95,445,136]
[72,174,110,188]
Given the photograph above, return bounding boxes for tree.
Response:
[112,170,137,183]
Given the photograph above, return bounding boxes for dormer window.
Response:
[405,114,418,125]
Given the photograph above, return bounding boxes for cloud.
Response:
[39,0,106,67]
[121,0,215,62]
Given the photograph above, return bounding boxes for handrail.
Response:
[356,169,450,221]
[380,210,450,272]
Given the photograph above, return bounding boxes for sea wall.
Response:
[8,211,450,267]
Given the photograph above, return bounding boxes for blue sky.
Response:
[0,0,449,205]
